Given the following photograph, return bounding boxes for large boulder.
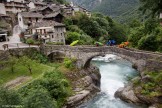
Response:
[115,84,142,103]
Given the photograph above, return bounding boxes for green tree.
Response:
[66,32,81,44]
[19,56,36,74]
[128,26,145,47]
[139,0,162,17]
[138,35,158,51]
[0,87,22,107]
[23,89,57,108]
[0,56,18,73]
[8,57,18,73]
[128,19,141,28]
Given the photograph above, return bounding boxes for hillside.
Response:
[67,0,140,23]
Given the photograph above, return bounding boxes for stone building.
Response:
[3,0,27,13]
[29,20,66,44]
[18,12,43,30]
[70,2,91,17]
[60,4,74,17]
[43,13,64,23]
[30,6,54,15]
[28,1,47,9]
[0,3,6,15]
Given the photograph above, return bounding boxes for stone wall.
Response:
[0,47,40,65]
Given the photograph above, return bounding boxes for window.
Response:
[36,18,38,22]
[19,18,21,21]
[52,35,54,38]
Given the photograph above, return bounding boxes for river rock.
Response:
[115,84,141,103]
[67,90,90,106]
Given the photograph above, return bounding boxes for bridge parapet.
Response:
[42,45,162,72]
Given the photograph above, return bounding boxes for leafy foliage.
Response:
[128,18,162,52]
[63,57,76,69]
[64,12,127,44]
[135,71,162,98]
[31,52,48,64]
[18,70,71,108]
[139,0,162,17]
[26,38,34,45]
[23,88,57,108]
[19,56,36,74]
[0,87,22,107]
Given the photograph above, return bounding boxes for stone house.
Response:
[18,12,43,30]
[28,1,47,9]
[3,0,27,13]
[30,5,64,22]
[70,2,91,17]
[0,3,7,15]
[30,6,54,15]
[43,13,64,23]
[61,5,74,17]
[76,5,91,17]
[29,20,66,44]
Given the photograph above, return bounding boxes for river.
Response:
[79,54,145,108]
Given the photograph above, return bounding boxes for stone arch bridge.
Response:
[41,45,162,72]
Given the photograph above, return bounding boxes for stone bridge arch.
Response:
[83,52,142,69]
[47,51,66,62]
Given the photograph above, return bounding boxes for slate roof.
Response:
[20,12,43,18]
[30,5,60,13]
[30,20,65,29]
[44,12,63,18]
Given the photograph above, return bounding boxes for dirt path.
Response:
[5,76,32,89]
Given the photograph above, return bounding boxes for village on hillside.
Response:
[0,0,91,49]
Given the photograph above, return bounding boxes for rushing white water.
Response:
[79,54,146,108]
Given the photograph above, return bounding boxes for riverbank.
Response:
[64,64,101,108]
[115,69,162,108]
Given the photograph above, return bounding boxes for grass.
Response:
[0,62,54,85]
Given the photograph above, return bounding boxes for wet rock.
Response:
[148,104,159,108]
[67,90,90,106]
[115,84,141,103]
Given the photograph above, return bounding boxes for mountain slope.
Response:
[67,0,140,23]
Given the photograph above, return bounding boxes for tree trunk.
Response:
[11,66,14,73]
[29,67,32,74]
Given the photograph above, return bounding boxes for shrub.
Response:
[32,52,48,64]
[26,38,34,45]
[18,70,71,108]
[63,57,75,69]
[23,88,57,108]
[0,87,22,107]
